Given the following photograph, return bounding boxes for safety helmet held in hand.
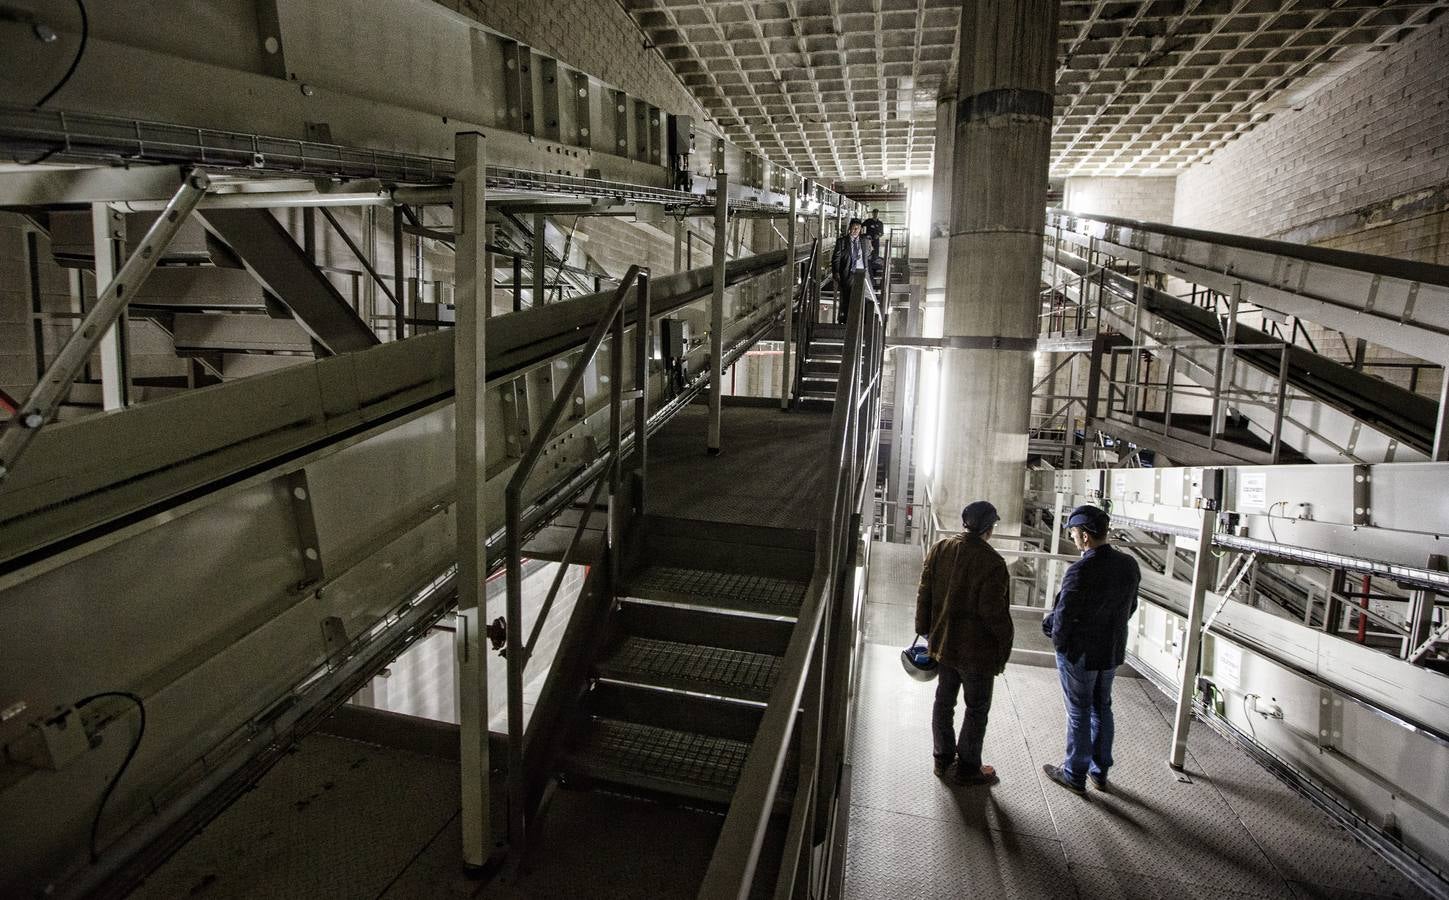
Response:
[901,636,938,682]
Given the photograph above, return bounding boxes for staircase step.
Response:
[597,636,781,702]
[562,719,752,806]
[624,565,807,619]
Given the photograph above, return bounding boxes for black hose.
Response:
[73,690,145,863]
[34,0,89,108]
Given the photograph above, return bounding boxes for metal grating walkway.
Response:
[566,719,752,804]
[627,565,807,618]
[842,544,1435,900]
[597,636,781,701]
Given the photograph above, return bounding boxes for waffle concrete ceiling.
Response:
[620,0,1447,180]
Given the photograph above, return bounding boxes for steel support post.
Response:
[707,173,728,454]
[781,186,797,410]
[890,287,922,540]
[0,173,208,484]
[1169,505,1216,770]
[673,218,684,274]
[92,202,130,411]
[392,205,406,340]
[1045,491,1069,605]
[1432,373,1449,462]
[1212,282,1242,436]
[451,131,493,870]
[532,212,546,307]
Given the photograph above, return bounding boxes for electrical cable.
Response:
[1266,500,1286,544]
[34,0,88,109]
[1242,692,1258,741]
[73,690,145,863]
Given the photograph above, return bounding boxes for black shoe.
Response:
[933,756,954,777]
[1088,773,1109,792]
[1042,764,1085,794]
[952,764,999,786]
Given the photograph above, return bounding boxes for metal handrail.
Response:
[790,237,821,402]
[700,269,884,897]
[503,264,650,855]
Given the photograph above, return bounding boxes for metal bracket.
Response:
[321,615,349,666]
[1316,687,1343,749]
[285,469,325,587]
[1352,464,1371,526]
[501,41,535,136]
[539,57,561,142]
[573,71,592,148]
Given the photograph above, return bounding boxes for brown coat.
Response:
[914,533,1014,675]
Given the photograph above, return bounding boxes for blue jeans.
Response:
[932,664,994,772]
[1055,651,1116,786]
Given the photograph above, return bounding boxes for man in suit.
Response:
[830,218,869,324]
[1040,505,1141,793]
[916,500,1015,786]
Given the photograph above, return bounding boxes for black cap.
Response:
[961,500,1000,533]
[1066,504,1110,535]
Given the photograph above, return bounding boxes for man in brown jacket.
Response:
[915,500,1015,785]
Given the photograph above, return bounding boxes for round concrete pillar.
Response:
[931,0,1057,534]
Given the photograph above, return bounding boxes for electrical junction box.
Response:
[16,706,90,771]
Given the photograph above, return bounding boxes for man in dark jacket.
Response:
[1040,505,1140,793]
[916,500,1014,785]
[830,218,869,324]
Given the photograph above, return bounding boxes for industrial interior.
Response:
[0,0,1446,897]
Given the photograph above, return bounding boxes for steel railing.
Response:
[503,265,651,854]
[700,268,885,898]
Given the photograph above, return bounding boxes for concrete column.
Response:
[924,93,954,326]
[931,0,1057,533]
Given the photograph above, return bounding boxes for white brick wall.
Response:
[1173,22,1449,242]
[1063,176,1177,224]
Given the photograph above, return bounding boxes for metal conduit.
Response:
[1112,513,1449,592]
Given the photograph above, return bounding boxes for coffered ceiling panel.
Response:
[621,0,1446,179]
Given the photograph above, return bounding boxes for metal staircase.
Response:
[557,517,807,813]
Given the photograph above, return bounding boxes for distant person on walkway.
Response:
[830,218,869,324]
[862,208,884,258]
[1040,505,1141,794]
[915,500,1014,786]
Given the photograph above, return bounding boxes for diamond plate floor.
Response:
[845,551,1432,900]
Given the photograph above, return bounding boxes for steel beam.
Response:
[1169,504,1216,769]
[0,171,208,484]
[452,130,493,871]
[198,208,379,355]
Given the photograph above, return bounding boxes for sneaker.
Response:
[1088,773,1109,792]
[933,756,954,777]
[1042,764,1085,794]
[952,764,999,786]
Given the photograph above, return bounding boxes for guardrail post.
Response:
[532,212,547,306]
[1169,504,1216,770]
[708,172,728,455]
[451,130,494,871]
[633,271,651,513]
[1271,342,1290,463]
[92,202,131,411]
[781,186,797,410]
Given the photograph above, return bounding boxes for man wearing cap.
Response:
[830,218,869,324]
[1040,505,1141,793]
[915,500,1015,785]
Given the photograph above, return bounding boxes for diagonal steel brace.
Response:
[0,169,210,484]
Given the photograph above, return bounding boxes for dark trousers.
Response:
[931,664,994,771]
[836,278,855,324]
[1055,651,1117,786]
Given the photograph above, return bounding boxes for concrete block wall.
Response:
[1062,176,1177,225]
[1173,21,1449,249]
